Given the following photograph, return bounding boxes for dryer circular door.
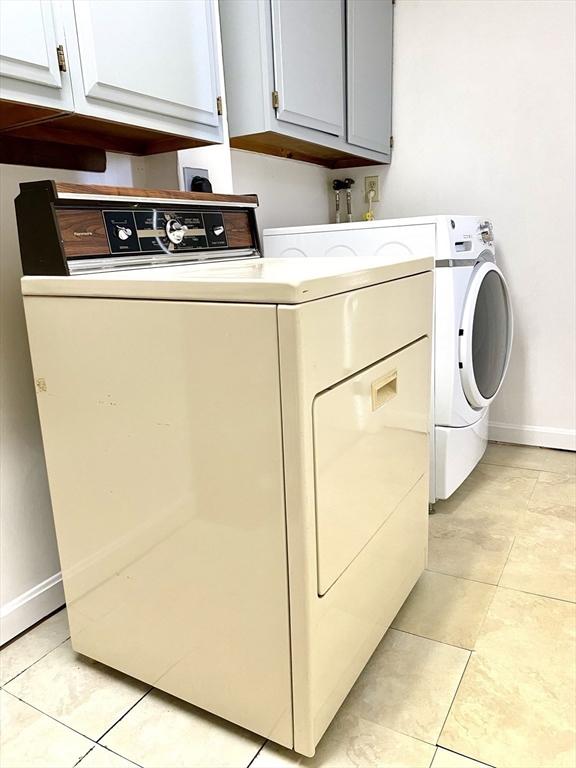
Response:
[459,261,513,409]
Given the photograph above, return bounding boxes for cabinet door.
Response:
[347,0,393,154]
[71,0,220,128]
[271,0,344,136]
[0,0,73,111]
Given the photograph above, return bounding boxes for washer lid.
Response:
[21,255,433,304]
[459,261,513,409]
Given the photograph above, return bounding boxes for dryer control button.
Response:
[479,221,494,243]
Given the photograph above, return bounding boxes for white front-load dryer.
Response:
[263,215,514,503]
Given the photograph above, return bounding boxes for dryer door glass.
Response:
[473,269,510,398]
[460,263,513,409]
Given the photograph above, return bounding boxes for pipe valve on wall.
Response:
[332,178,355,223]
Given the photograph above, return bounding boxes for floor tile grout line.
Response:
[435,743,496,767]
[435,647,473,747]
[496,582,576,605]
[1,687,101,747]
[1,633,72,686]
[478,445,556,474]
[355,719,446,751]
[480,459,545,476]
[73,741,143,768]
[94,743,143,767]
[527,470,545,503]
[243,687,471,766]
[2,677,151,761]
[337,700,462,751]
[524,465,576,505]
[95,686,154,745]
[482,460,573,476]
[246,739,268,767]
[496,533,517,587]
[466,580,499,653]
[391,626,475,653]
[73,743,97,767]
[428,746,438,768]
[320,689,456,752]
[4,620,502,765]
[422,567,499,589]
[400,729,453,750]
[426,564,575,605]
[426,567,499,589]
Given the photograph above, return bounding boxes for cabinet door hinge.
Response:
[390,135,394,149]
[272,90,280,110]
[56,44,67,72]
[216,96,223,116]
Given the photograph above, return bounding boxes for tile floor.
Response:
[1,443,575,768]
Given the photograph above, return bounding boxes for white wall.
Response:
[330,0,576,449]
[231,150,330,236]
[176,147,330,238]
[0,154,140,643]
[178,142,234,194]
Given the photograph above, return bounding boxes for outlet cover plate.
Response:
[182,167,210,191]
[364,175,380,203]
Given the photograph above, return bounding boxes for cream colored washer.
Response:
[22,254,432,757]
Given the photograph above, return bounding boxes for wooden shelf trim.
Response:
[230,131,383,169]
[54,182,259,206]
[0,136,106,173]
[0,100,219,158]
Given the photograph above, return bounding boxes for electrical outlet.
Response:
[182,167,209,191]
[364,175,380,203]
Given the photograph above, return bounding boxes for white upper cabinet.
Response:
[0,0,222,147]
[69,0,220,132]
[347,0,393,155]
[271,0,344,136]
[0,0,73,112]
[220,0,393,168]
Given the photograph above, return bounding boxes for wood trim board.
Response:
[54,182,258,206]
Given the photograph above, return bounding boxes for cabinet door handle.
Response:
[371,370,398,410]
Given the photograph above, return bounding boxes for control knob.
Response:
[115,226,132,241]
[212,225,225,237]
[165,218,188,245]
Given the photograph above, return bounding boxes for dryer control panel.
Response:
[15,181,260,276]
[102,209,228,255]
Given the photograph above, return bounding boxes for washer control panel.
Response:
[103,209,228,255]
